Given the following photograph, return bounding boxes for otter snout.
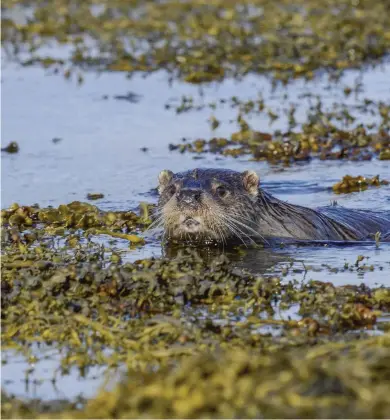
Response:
[177,188,203,206]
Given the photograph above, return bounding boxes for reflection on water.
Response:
[1,56,390,402]
[1,346,118,403]
[162,239,390,287]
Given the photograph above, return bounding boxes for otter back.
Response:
[156,168,390,244]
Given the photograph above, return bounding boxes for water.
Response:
[1,347,110,402]
[1,55,390,401]
[2,60,390,210]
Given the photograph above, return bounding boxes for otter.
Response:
[154,168,390,245]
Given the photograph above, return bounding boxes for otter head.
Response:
[156,168,260,244]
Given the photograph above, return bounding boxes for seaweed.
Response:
[2,0,390,84]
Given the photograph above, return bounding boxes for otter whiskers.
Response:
[214,211,260,247]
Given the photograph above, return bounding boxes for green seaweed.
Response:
[1,142,19,154]
[332,175,389,194]
[2,211,390,417]
[169,99,390,163]
[2,0,390,416]
[2,0,390,84]
[86,193,105,201]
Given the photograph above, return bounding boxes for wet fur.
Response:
[154,168,390,244]
[156,169,261,245]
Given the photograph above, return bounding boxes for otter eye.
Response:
[168,185,177,196]
[216,185,228,198]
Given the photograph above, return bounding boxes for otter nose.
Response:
[178,188,203,204]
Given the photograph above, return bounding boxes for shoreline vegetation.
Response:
[2,0,390,418]
[2,0,390,84]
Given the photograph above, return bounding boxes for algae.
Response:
[169,98,390,163]
[332,175,389,194]
[2,0,390,417]
[2,0,390,84]
[2,206,390,418]
[57,335,390,418]
[1,142,20,154]
[86,193,105,201]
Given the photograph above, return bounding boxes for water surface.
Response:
[2,56,390,401]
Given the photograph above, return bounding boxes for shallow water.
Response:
[1,347,110,402]
[2,59,390,210]
[1,56,390,401]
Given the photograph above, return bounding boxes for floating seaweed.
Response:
[1,142,19,154]
[332,175,389,194]
[2,0,390,417]
[168,100,390,164]
[2,0,390,84]
[86,193,105,200]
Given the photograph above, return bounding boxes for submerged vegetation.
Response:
[2,0,390,418]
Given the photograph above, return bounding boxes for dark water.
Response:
[2,55,390,401]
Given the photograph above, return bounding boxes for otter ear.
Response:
[242,170,259,196]
[158,169,174,193]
